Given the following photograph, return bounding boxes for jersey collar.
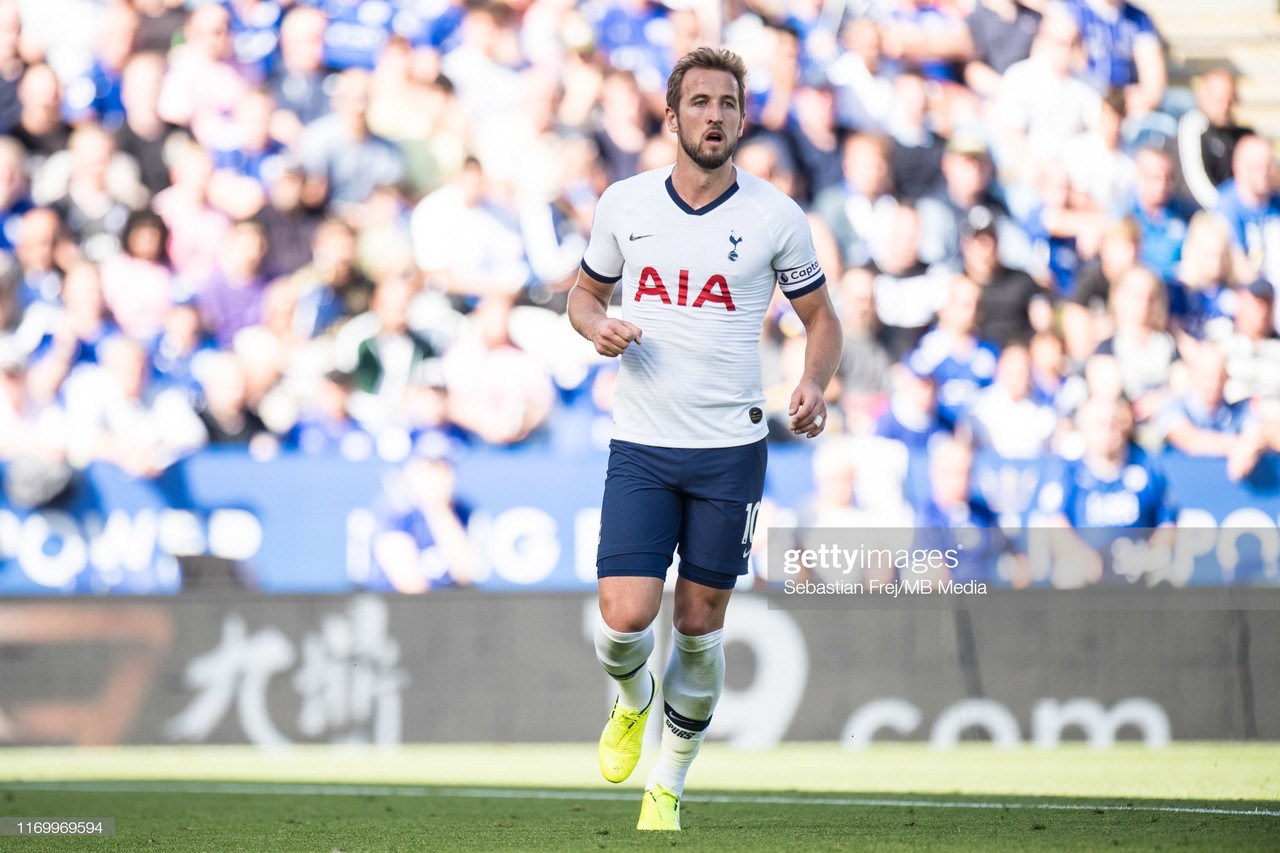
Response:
[665,173,739,216]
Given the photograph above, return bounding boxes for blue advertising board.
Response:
[1,445,1278,594]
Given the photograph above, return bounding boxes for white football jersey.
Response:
[581,166,825,448]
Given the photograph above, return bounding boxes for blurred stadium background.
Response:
[0,0,1278,847]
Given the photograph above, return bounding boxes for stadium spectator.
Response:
[156,3,252,147]
[1029,327,1088,417]
[1093,266,1178,422]
[0,0,24,136]
[149,300,215,397]
[1039,393,1177,587]
[963,0,1042,101]
[439,1,522,144]
[911,435,1025,585]
[62,333,206,477]
[0,135,32,253]
[194,350,270,447]
[224,0,283,78]
[208,88,287,220]
[443,293,553,445]
[1019,157,1100,297]
[290,218,374,338]
[1064,0,1166,119]
[253,158,321,280]
[1168,212,1238,345]
[297,68,406,213]
[812,131,897,270]
[964,341,1058,458]
[25,261,117,402]
[410,156,529,300]
[269,5,334,141]
[1158,341,1266,481]
[366,36,448,198]
[100,208,172,341]
[592,68,653,186]
[1062,86,1136,214]
[778,78,846,205]
[834,266,893,433]
[194,218,270,348]
[1176,68,1252,210]
[878,0,973,88]
[114,51,183,197]
[131,0,187,56]
[1063,216,1141,361]
[917,131,1033,272]
[1215,133,1280,288]
[867,202,951,359]
[151,139,231,279]
[909,273,998,428]
[874,359,949,451]
[825,16,894,132]
[288,367,373,458]
[888,69,945,202]
[61,0,137,130]
[45,123,144,263]
[957,205,1047,349]
[995,7,1099,181]
[1124,144,1197,284]
[1212,277,1280,405]
[369,443,474,592]
[342,267,438,427]
[12,62,70,162]
[1,206,65,322]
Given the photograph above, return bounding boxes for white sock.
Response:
[645,627,724,797]
[593,615,655,711]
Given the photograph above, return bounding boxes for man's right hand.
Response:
[590,318,643,357]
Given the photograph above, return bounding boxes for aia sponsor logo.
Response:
[635,266,736,311]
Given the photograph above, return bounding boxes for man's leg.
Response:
[593,440,684,783]
[594,576,663,711]
[643,577,731,800]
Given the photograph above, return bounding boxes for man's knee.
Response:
[599,576,664,633]
[672,584,730,635]
[600,601,657,634]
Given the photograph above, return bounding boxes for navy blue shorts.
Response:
[596,438,767,590]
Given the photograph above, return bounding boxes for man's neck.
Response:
[670,160,736,211]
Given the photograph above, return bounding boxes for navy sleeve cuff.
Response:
[581,259,622,284]
[782,275,826,300]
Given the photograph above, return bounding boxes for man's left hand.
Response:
[788,380,827,438]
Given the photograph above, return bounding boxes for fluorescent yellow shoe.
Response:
[597,672,654,783]
[636,782,681,831]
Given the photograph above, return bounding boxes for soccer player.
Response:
[568,47,842,831]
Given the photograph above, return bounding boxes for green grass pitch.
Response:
[0,744,1276,851]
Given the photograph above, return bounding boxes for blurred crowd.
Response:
[0,0,1279,585]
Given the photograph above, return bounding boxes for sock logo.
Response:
[664,717,700,739]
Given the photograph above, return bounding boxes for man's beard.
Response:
[678,122,737,171]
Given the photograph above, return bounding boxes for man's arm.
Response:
[568,268,643,357]
[787,285,842,438]
[1127,36,1167,117]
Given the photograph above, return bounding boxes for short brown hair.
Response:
[665,46,747,116]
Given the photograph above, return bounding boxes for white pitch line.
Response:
[3,781,1278,818]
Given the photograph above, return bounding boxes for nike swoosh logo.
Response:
[743,547,752,559]
[629,233,653,241]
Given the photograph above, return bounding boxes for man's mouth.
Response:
[705,130,724,143]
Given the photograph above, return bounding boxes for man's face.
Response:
[1234,137,1274,200]
[1198,72,1236,127]
[1135,149,1174,210]
[669,68,743,171]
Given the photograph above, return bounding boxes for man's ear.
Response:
[664,107,678,134]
